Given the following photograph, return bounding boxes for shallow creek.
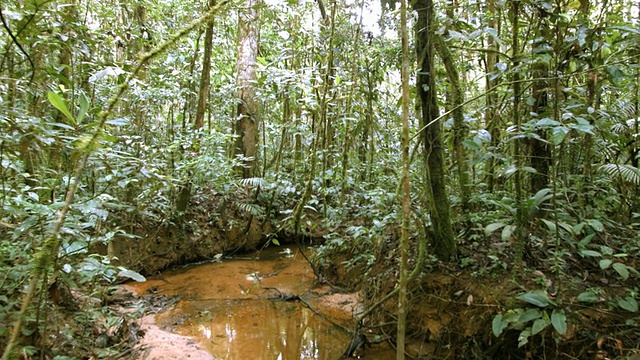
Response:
[126,246,394,359]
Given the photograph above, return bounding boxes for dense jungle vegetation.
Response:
[1,0,639,358]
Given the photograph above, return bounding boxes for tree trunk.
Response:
[195,0,216,130]
[397,0,411,355]
[529,7,551,193]
[510,0,526,265]
[485,0,501,191]
[234,0,261,178]
[434,35,469,209]
[414,0,456,260]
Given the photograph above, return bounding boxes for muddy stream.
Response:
[126,246,395,359]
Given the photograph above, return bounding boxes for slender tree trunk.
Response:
[195,0,216,130]
[397,0,411,355]
[485,0,501,191]
[341,0,366,200]
[529,7,551,193]
[415,0,456,260]
[510,0,525,265]
[320,1,337,200]
[435,35,469,209]
[361,57,376,181]
[183,31,202,130]
[234,0,261,178]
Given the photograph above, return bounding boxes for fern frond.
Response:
[599,164,640,185]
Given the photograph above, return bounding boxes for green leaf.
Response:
[570,122,595,135]
[501,225,516,241]
[271,238,280,246]
[586,219,604,232]
[577,291,599,303]
[578,233,595,247]
[76,92,90,124]
[541,219,556,232]
[118,269,146,282]
[551,126,570,145]
[462,139,481,151]
[502,309,522,324]
[535,118,560,127]
[531,318,549,335]
[485,222,506,236]
[551,309,567,334]
[618,296,638,312]
[518,328,531,348]
[492,314,508,337]
[580,250,602,257]
[518,308,542,324]
[516,291,552,308]
[606,65,626,86]
[612,263,630,280]
[47,91,75,124]
[599,259,613,269]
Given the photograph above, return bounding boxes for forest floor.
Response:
[318,234,640,359]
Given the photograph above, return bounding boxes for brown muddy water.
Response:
[127,246,395,360]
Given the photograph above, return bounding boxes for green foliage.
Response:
[1,0,639,356]
[493,291,567,348]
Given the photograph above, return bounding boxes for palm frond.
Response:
[238,202,264,216]
[239,177,266,188]
[599,163,640,185]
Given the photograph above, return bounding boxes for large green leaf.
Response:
[612,263,630,280]
[599,259,613,269]
[516,291,552,308]
[518,308,542,324]
[485,222,506,236]
[501,225,516,241]
[551,309,567,334]
[76,92,90,125]
[551,126,569,145]
[47,91,76,125]
[618,297,638,312]
[492,314,508,337]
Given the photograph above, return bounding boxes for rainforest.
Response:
[0,0,639,358]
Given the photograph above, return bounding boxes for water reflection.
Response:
[167,299,348,360]
[129,247,394,359]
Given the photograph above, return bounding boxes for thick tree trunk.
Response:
[415,0,456,260]
[234,0,260,178]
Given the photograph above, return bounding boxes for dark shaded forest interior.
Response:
[1,0,639,358]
